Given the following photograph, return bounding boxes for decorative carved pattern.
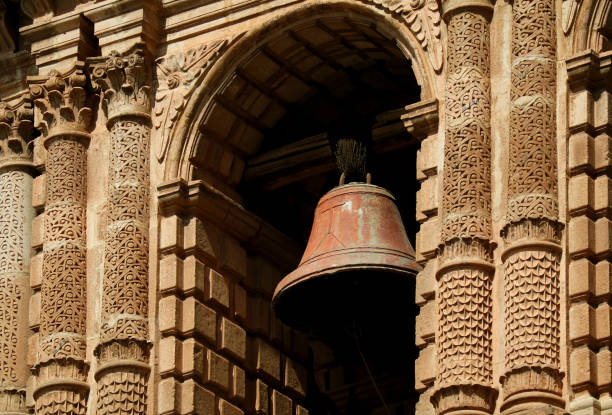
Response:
[89,45,152,415]
[0,95,34,415]
[502,0,563,408]
[29,68,94,138]
[89,44,151,121]
[357,0,443,71]
[433,8,495,415]
[154,37,237,162]
[29,68,92,415]
[0,97,34,167]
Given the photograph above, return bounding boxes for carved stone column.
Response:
[500,0,564,411]
[89,44,151,415]
[431,1,496,414]
[0,95,34,415]
[28,65,94,415]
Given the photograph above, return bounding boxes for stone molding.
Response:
[28,64,94,415]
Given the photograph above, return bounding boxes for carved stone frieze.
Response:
[28,66,93,415]
[433,5,495,415]
[502,0,564,409]
[154,36,239,162]
[358,0,443,72]
[88,44,152,415]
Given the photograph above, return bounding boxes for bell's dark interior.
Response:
[235,17,423,415]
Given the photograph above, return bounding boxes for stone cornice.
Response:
[28,62,96,145]
[88,43,152,124]
[157,179,302,270]
[401,98,439,140]
[566,49,612,92]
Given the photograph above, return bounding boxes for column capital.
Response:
[0,92,35,170]
[88,43,152,124]
[28,62,95,146]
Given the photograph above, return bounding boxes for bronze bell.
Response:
[272,181,421,332]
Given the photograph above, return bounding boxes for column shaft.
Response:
[0,97,34,415]
[89,45,152,415]
[29,67,93,415]
[432,4,496,415]
[501,0,563,411]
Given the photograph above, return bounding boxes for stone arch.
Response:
[159,0,440,182]
[570,0,612,53]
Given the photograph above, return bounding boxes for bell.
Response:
[272,182,421,332]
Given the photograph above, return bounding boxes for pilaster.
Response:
[28,64,95,415]
[88,42,152,415]
[431,0,496,414]
[501,0,565,410]
[0,92,35,415]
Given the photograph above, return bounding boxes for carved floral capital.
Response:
[28,64,95,143]
[0,94,34,167]
[89,43,152,123]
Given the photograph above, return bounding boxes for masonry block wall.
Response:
[157,212,309,415]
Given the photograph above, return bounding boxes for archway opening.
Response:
[191,8,425,415]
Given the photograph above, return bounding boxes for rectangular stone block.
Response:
[207,349,231,391]
[221,317,247,361]
[595,90,611,129]
[207,268,230,310]
[32,173,46,211]
[570,345,597,391]
[160,255,183,294]
[570,301,595,346]
[159,336,182,377]
[160,215,183,253]
[158,378,179,415]
[296,405,309,415]
[31,213,43,250]
[271,390,292,415]
[594,175,612,216]
[596,303,612,343]
[416,218,439,261]
[570,258,595,301]
[247,296,270,336]
[569,132,594,174]
[416,175,438,220]
[415,342,435,391]
[219,399,243,415]
[284,358,306,397]
[183,216,222,264]
[256,339,281,381]
[180,379,215,415]
[183,297,217,344]
[416,300,435,348]
[182,338,206,381]
[27,333,38,368]
[569,216,595,259]
[569,174,594,216]
[256,379,269,414]
[159,296,180,336]
[596,217,612,258]
[595,260,612,300]
[182,255,206,298]
[594,133,612,172]
[30,253,42,289]
[232,365,246,401]
[597,348,612,388]
[570,89,594,131]
[28,291,40,329]
[417,135,438,179]
[416,261,435,305]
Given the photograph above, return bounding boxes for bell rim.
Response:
[317,182,397,206]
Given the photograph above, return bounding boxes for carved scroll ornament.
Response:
[357,0,443,72]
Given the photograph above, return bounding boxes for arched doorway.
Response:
[158,3,438,414]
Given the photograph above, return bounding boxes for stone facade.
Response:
[0,0,609,415]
